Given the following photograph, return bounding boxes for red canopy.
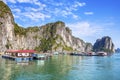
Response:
[6,50,36,53]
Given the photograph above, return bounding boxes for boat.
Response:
[53,52,59,55]
[70,52,86,56]
[33,53,48,60]
[70,51,107,56]
[96,51,107,56]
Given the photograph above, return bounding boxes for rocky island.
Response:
[115,48,120,53]
[93,36,115,53]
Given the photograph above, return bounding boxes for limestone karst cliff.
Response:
[93,36,115,53]
[13,21,93,52]
[0,1,92,52]
[0,1,15,51]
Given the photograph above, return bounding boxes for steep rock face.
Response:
[85,43,93,52]
[93,36,115,53]
[13,21,92,52]
[13,24,41,50]
[0,1,92,52]
[0,1,15,51]
[31,21,92,52]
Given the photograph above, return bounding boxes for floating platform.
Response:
[2,55,33,62]
[2,50,35,62]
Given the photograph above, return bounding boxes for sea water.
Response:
[0,53,120,80]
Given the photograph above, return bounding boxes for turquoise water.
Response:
[0,53,120,80]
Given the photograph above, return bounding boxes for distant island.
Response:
[115,48,120,53]
[0,1,115,53]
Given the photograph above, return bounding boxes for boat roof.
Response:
[6,50,36,53]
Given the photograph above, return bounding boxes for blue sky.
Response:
[3,0,120,48]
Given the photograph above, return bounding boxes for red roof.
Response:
[6,50,36,53]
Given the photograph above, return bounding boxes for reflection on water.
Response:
[0,54,120,80]
[17,62,29,66]
[37,60,45,66]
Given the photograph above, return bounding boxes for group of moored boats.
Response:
[0,50,109,63]
[70,51,108,56]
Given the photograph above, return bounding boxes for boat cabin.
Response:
[5,50,35,57]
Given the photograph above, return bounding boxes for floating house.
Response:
[2,50,36,62]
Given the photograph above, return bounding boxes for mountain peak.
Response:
[93,36,115,53]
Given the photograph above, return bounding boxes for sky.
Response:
[3,0,120,48]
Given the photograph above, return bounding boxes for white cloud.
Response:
[5,0,16,3]
[4,0,89,26]
[5,0,30,3]
[33,1,46,7]
[62,10,72,17]
[5,0,86,20]
[13,14,19,18]
[23,12,51,21]
[114,40,120,48]
[67,21,103,37]
[12,8,21,13]
[75,1,86,7]
[16,0,47,8]
[11,8,51,21]
[5,0,47,7]
[72,14,78,19]
[17,0,31,3]
[84,12,94,15]
[6,0,48,21]
[2,0,6,3]
[55,2,63,6]
[65,1,86,12]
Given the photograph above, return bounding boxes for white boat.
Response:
[96,52,107,56]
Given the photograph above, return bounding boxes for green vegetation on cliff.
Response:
[35,38,51,52]
[34,37,58,52]
[55,21,65,25]
[26,27,39,32]
[34,21,69,52]
[14,23,40,36]
[14,23,26,36]
[63,46,73,51]
[0,1,11,17]
[5,39,12,49]
[34,22,58,52]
